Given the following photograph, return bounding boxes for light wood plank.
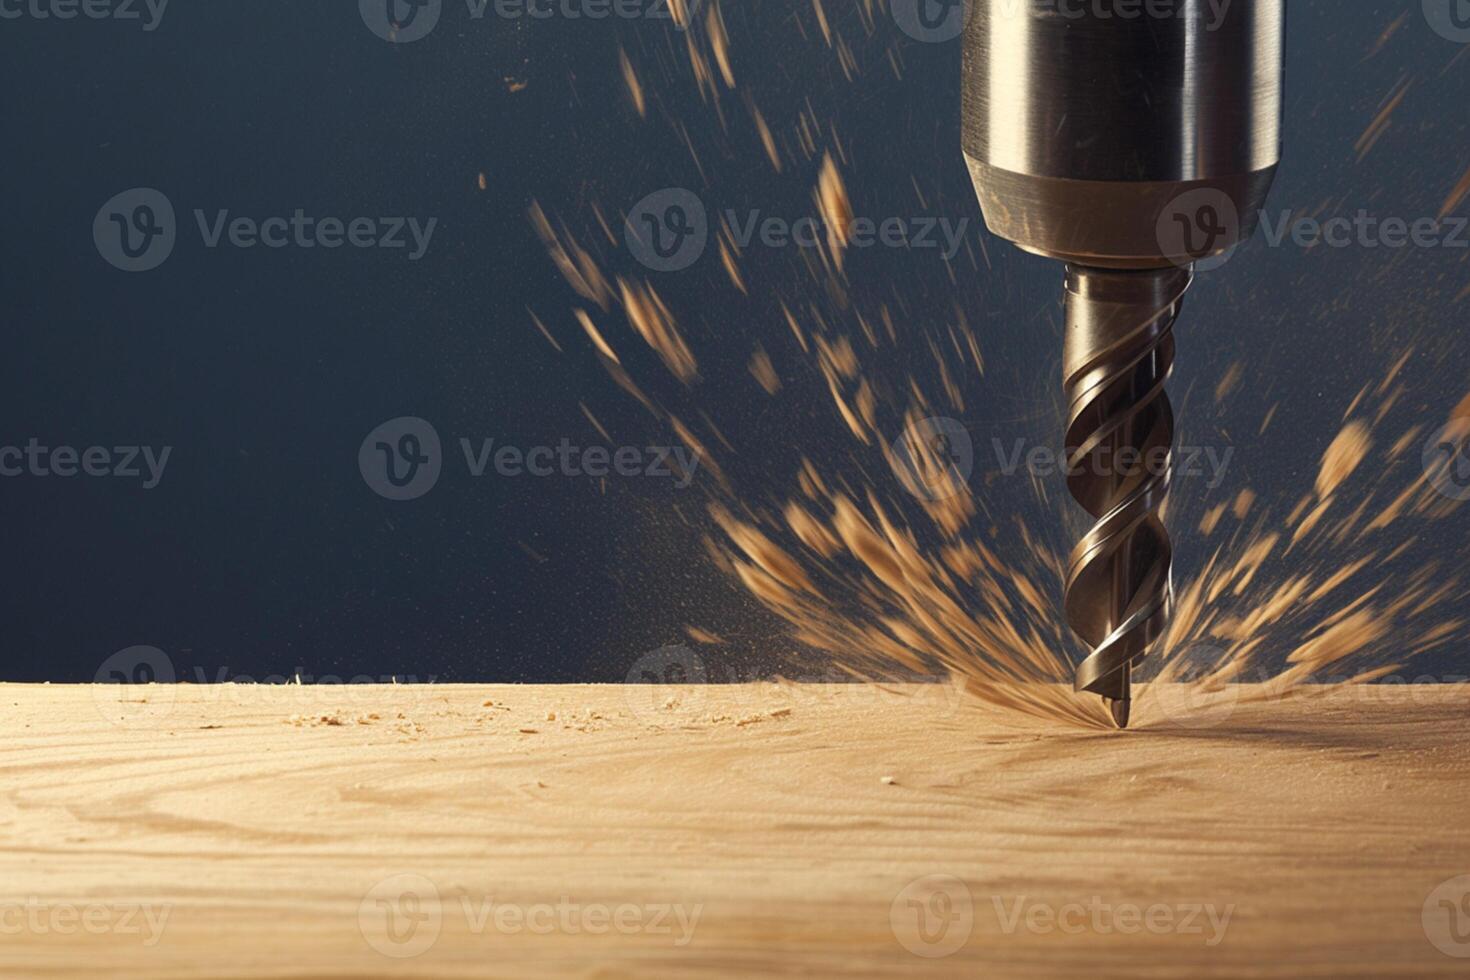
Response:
[1,683,1467,978]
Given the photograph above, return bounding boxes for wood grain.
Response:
[1,683,1467,978]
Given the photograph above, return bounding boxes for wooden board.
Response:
[1,683,1468,978]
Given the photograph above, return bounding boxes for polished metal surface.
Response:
[962,0,1285,268]
[1063,266,1188,721]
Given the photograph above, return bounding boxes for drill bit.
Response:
[960,1,1284,727]
[1062,266,1191,728]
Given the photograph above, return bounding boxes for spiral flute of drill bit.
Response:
[1062,266,1192,728]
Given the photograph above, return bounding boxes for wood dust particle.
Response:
[1316,421,1372,498]
[619,279,696,382]
[815,153,854,267]
[575,309,621,363]
[288,714,345,728]
[619,50,646,118]
[749,346,781,394]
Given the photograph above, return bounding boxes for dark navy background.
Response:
[2,1,1466,682]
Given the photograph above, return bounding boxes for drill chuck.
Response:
[961,0,1284,268]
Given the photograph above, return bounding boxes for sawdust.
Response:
[620,278,698,382]
[749,345,781,393]
[523,7,1468,731]
[814,153,854,270]
[536,186,1469,726]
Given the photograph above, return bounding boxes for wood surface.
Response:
[1,682,1467,978]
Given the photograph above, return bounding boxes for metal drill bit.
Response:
[959,1,1283,728]
[1061,266,1191,728]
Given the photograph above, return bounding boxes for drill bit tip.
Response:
[1105,696,1131,730]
